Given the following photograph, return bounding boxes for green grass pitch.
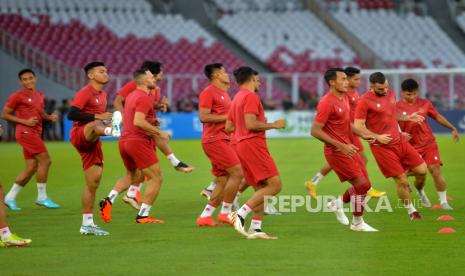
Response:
[0,136,464,275]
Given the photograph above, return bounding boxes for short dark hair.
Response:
[84,61,105,75]
[204,63,224,80]
[344,67,360,77]
[133,68,149,84]
[401,78,419,92]
[369,72,386,84]
[18,68,35,79]
[233,66,258,85]
[140,60,162,75]
[324,67,345,85]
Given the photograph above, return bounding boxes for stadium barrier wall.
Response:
[63,110,465,141]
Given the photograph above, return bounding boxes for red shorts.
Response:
[416,143,442,166]
[352,135,365,152]
[236,137,279,186]
[119,139,158,171]
[70,126,103,170]
[16,131,47,159]
[202,139,240,177]
[370,140,424,178]
[324,149,368,182]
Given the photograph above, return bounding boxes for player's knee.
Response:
[429,165,441,177]
[229,166,243,179]
[353,177,370,195]
[414,164,427,176]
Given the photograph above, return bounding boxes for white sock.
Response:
[352,215,363,224]
[220,201,232,214]
[407,202,417,214]
[417,189,426,197]
[200,204,216,218]
[5,184,23,200]
[82,213,94,226]
[167,153,180,167]
[206,181,216,191]
[107,190,119,204]
[104,127,112,136]
[237,204,252,218]
[0,226,12,239]
[311,172,324,185]
[438,191,447,204]
[37,182,47,201]
[336,196,344,209]
[138,203,152,217]
[127,185,138,198]
[251,218,262,231]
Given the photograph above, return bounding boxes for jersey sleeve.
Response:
[71,90,90,109]
[5,93,18,110]
[118,81,137,99]
[314,100,331,124]
[243,94,261,115]
[427,101,439,119]
[354,98,369,120]
[135,95,152,115]
[198,90,213,110]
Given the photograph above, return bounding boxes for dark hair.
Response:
[401,78,419,92]
[344,67,360,77]
[369,72,386,84]
[84,61,105,75]
[233,66,258,85]
[324,67,345,85]
[140,60,162,75]
[204,63,224,80]
[18,68,35,79]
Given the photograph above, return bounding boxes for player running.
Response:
[2,69,60,211]
[196,63,243,226]
[226,66,285,239]
[68,62,121,235]
[0,124,31,247]
[354,72,427,220]
[397,79,459,210]
[312,68,378,232]
[305,67,385,199]
[114,69,169,223]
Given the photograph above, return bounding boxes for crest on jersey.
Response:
[221,96,224,100]
[28,98,32,102]
[377,103,381,108]
[96,99,99,103]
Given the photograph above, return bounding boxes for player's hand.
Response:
[95,112,113,121]
[375,134,392,144]
[24,117,39,126]
[402,132,412,141]
[408,112,425,123]
[451,128,460,142]
[0,124,3,136]
[153,118,161,127]
[159,97,169,113]
[48,112,58,122]
[273,119,286,129]
[338,143,359,157]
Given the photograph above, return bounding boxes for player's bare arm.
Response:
[157,96,169,113]
[1,106,38,126]
[311,121,358,156]
[434,113,460,142]
[397,111,425,123]
[244,114,285,131]
[41,110,58,122]
[199,108,227,123]
[353,118,392,144]
[134,111,169,139]
[113,94,124,113]
[225,119,234,133]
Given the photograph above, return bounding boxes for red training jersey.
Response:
[117,80,161,116]
[355,90,401,146]
[5,88,45,135]
[198,84,231,143]
[346,89,360,122]
[228,88,266,142]
[397,98,439,150]
[314,91,353,151]
[121,89,155,141]
[70,84,107,127]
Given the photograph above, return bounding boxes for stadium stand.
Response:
[0,0,243,100]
